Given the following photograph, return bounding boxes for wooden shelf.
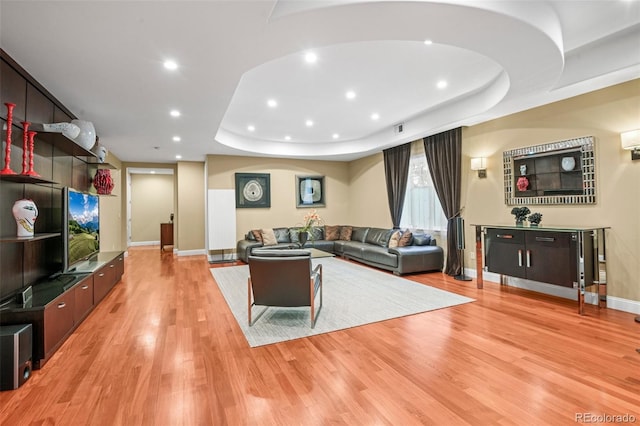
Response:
[0,232,61,243]
[0,174,58,185]
[85,159,117,169]
[51,133,99,159]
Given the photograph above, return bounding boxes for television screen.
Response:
[65,188,100,270]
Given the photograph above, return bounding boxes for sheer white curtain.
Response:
[399,151,448,232]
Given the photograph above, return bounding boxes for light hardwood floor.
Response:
[1,246,639,425]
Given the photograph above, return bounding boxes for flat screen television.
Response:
[63,187,100,272]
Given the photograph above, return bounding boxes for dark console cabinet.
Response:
[476,225,607,314]
[485,229,584,288]
[43,291,75,360]
[0,252,124,369]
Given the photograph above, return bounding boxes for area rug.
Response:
[210,257,474,347]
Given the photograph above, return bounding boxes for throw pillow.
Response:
[260,228,278,246]
[412,234,432,246]
[251,229,263,243]
[339,226,353,241]
[325,225,340,241]
[388,230,401,248]
[398,231,413,247]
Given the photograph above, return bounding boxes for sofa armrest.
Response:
[388,245,444,274]
[237,240,263,263]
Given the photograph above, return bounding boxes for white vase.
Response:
[561,157,576,171]
[12,199,38,237]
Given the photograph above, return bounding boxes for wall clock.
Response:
[235,173,270,208]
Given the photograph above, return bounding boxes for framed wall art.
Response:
[235,173,271,208]
[296,175,325,208]
[503,136,596,205]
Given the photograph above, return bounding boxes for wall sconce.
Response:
[621,129,640,160]
[470,157,487,178]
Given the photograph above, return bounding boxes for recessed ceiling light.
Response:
[371,113,380,121]
[345,90,356,100]
[284,135,291,141]
[305,119,314,127]
[332,133,340,139]
[437,80,448,89]
[170,109,181,117]
[304,51,318,64]
[150,171,156,174]
[267,99,278,108]
[172,136,181,142]
[163,60,178,70]
[175,155,182,159]
[423,39,433,45]
[247,125,255,132]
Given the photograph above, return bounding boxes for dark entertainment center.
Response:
[0,50,124,370]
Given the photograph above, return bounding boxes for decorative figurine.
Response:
[12,199,38,237]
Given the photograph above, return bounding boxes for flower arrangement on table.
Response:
[510,206,530,224]
[298,209,323,242]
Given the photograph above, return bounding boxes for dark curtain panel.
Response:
[423,127,462,276]
[383,143,411,228]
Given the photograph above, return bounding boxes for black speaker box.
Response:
[455,217,465,250]
[0,324,33,391]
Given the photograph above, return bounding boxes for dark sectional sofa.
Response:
[236,226,444,275]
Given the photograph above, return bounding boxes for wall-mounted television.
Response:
[63,188,100,272]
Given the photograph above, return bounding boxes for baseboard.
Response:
[464,268,639,314]
[177,249,206,257]
[129,241,160,247]
[606,296,640,315]
[208,253,237,263]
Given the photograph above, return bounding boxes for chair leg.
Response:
[248,277,253,326]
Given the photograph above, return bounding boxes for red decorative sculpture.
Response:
[93,169,114,195]
[23,131,40,177]
[517,176,529,192]
[1,102,17,175]
[21,121,30,174]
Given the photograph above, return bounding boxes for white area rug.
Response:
[210,257,474,347]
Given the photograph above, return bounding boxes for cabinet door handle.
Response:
[535,236,555,242]
[98,273,105,277]
[81,285,89,290]
[526,250,531,268]
[518,249,523,266]
[58,302,66,309]
[110,264,115,268]
[497,234,513,239]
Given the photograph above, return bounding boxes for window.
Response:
[400,152,448,232]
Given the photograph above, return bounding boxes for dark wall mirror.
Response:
[503,136,596,205]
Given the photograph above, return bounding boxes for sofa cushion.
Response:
[365,228,394,247]
[325,225,340,241]
[339,226,352,241]
[261,228,278,246]
[289,228,301,243]
[274,227,291,243]
[351,226,369,243]
[412,233,432,246]
[342,241,369,258]
[360,245,398,268]
[398,231,413,247]
[309,226,324,241]
[388,230,401,248]
[251,229,263,243]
